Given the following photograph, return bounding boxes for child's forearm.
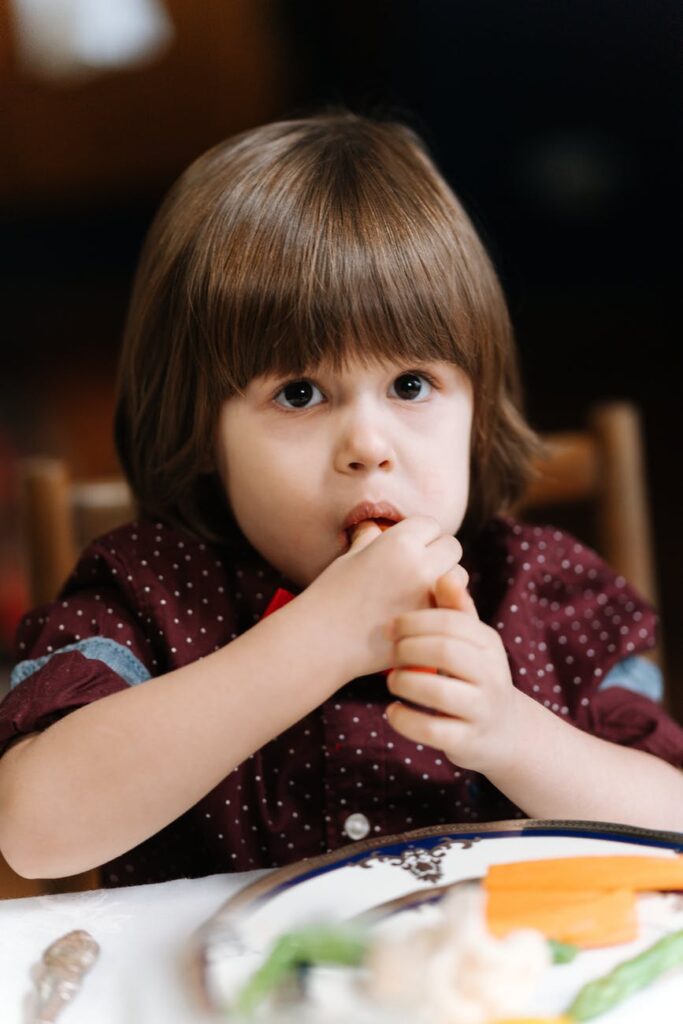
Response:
[485,691,683,832]
[0,589,344,879]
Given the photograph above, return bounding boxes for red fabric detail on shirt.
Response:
[262,587,296,618]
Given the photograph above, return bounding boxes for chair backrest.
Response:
[20,457,135,608]
[516,400,658,606]
[513,399,663,676]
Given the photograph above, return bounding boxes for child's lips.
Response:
[343,517,395,548]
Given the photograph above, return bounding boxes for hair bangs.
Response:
[193,121,487,395]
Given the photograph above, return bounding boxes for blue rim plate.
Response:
[194,818,683,1016]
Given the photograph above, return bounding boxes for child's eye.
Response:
[390,371,438,401]
[273,379,325,410]
[272,371,438,411]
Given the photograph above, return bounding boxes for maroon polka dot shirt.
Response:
[1,516,681,887]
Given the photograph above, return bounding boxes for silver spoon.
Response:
[29,929,100,1023]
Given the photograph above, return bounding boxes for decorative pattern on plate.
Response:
[355,836,479,882]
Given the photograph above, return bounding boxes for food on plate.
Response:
[484,855,683,949]
[493,1018,571,1023]
[484,855,683,893]
[230,855,683,1021]
[234,923,367,1016]
[366,886,551,1024]
[547,940,579,964]
[567,928,683,1020]
[486,886,638,948]
[234,886,551,1022]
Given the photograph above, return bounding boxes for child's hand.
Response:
[307,516,464,681]
[385,571,521,775]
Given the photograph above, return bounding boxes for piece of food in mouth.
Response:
[348,517,396,539]
[372,518,395,531]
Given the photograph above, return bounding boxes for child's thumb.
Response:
[434,567,479,618]
[346,519,383,553]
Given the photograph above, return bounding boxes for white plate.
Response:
[194,818,683,1021]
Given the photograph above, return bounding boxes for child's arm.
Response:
[483,689,683,830]
[0,587,345,879]
[386,573,683,832]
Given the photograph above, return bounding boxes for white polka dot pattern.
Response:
[0,514,676,890]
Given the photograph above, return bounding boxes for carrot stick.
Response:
[487,887,638,948]
[484,856,683,893]
[487,888,605,914]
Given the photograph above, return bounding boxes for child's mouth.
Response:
[368,517,396,531]
[344,517,396,547]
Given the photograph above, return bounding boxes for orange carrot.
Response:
[493,1018,572,1024]
[484,855,683,893]
[486,888,605,913]
[486,887,638,948]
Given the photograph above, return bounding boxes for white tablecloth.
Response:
[0,869,270,1024]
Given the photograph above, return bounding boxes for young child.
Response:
[1,111,682,888]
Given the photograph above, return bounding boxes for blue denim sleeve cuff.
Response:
[10,637,152,689]
[598,654,663,704]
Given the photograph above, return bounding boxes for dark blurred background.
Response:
[0,0,681,707]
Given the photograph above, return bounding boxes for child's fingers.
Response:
[388,608,488,649]
[386,700,468,751]
[443,563,469,589]
[393,636,484,683]
[434,568,479,619]
[387,669,475,718]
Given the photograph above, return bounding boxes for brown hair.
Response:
[115,108,541,545]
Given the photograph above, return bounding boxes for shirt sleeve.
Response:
[0,541,156,758]
[480,519,683,771]
[583,685,683,769]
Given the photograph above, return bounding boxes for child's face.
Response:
[215,353,473,588]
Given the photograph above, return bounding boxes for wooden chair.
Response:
[20,458,134,608]
[514,399,664,685]
[2,461,134,897]
[516,401,659,611]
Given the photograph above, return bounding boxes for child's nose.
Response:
[336,413,394,471]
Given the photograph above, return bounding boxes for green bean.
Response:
[548,939,579,964]
[234,923,368,1015]
[567,928,683,1020]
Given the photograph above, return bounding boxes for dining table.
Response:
[0,868,271,1024]
[4,818,683,1024]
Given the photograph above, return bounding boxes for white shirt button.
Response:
[343,812,370,841]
